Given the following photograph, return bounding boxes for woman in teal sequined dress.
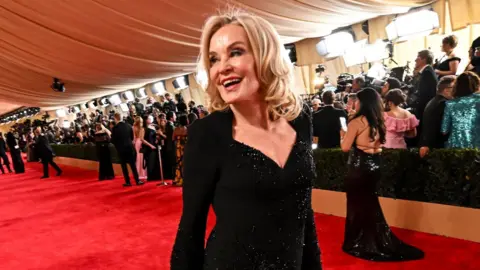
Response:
[441,72,480,148]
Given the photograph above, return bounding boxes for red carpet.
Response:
[1,159,479,269]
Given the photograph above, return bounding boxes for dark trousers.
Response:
[42,158,62,177]
[118,152,140,185]
[0,152,11,173]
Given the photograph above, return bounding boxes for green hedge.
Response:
[51,143,121,164]
[314,148,480,209]
[51,144,480,209]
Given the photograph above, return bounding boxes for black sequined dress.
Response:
[171,109,321,270]
[342,146,424,261]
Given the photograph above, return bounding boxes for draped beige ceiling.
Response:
[0,0,434,115]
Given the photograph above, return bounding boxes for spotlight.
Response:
[51,78,66,92]
[173,76,189,90]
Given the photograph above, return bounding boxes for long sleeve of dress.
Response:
[301,108,322,269]
[171,121,218,270]
[441,102,452,135]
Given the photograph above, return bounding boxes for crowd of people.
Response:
[0,92,209,187]
[310,34,480,154]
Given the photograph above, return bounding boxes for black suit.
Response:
[413,65,438,122]
[164,100,176,113]
[163,121,176,179]
[411,65,438,146]
[419,95,449,149]
[111,121,139,185]
[35,134,62,177]
[0,137,11,173]
[6,133,24,174]
[312,106,348,148]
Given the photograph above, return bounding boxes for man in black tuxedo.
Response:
[312,91,348,148]
[164,111,176,179]
[163,93,177,113]
[34,127,62,179]
[411,50,439,146]
[111,113,144,187]
[0,132,12,174]
[419,76,455,158]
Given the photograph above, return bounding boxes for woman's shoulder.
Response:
[187,110,231,138]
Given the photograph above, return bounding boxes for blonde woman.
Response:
[133,116,154,180]
[171,11,321,269]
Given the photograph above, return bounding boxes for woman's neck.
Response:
[446,49,454,56]
[230,101,272,130]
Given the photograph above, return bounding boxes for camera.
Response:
[335,73,354,93]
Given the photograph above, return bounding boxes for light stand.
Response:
[157,145,168,186]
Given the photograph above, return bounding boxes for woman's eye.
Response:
[230,49,244,57]
[209,56,218,65]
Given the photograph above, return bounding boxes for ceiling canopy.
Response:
[0,0,434,114]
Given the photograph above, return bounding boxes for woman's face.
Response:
[381,82,389,96]
[354,99,361,111]
[441,42,451,53]
[160,119,167,127]
[208,24,261,105]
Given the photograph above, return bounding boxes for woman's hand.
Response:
[340,130,346,140]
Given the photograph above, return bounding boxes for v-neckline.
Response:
[230,117,298,170]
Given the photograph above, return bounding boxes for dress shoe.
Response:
[56,171,63,176]
[136,181,145,186]
[123,183,132,187]
[40,176,49,179]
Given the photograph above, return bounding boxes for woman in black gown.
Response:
[434,35,461,79]
[340,88,424,261]
[6,132,25,174]
[94,123,115,180]
[171,11,321,269]
[144,115,161,181]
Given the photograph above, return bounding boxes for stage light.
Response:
[119,103,129,112]
[109,94,122,106]
[88,100,97,109]
[152,82,166,96]
[122,91,135,102]
[62,120,70,129]
[99,97,110,107]
[386,9,439,41]
[56,109,66,117]
[134,87,147,99]
[343,39,368,67]
[316,31,354,58]
[173,76,189,90]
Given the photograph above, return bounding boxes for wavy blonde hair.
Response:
[198,10,302,121]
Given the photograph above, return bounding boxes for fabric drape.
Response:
[0,0,434,113]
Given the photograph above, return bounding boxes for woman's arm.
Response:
[301,109,322,268]
[340,120,359,152]
[405,128,417,138]
[157,129,167,139]
[171,122,217,269]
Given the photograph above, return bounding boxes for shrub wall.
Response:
[51,144,480,208]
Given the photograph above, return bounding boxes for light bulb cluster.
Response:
[0,107,41,125]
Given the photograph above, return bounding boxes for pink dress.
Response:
[134,136,147,179]
[383,112,419,149]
